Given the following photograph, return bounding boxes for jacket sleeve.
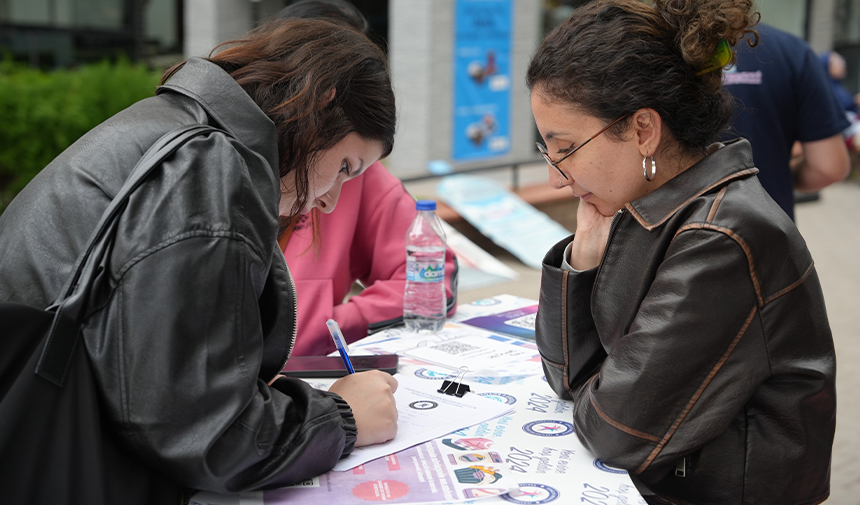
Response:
[535,235,607,400]
[88,234,356,492]
[335,180,458,342]
[566,228,770,480]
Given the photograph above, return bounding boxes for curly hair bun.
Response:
[654,0,759,75]
[527,0,759,155]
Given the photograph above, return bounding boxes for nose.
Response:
[315,183,343,214]
[548,165,570,190]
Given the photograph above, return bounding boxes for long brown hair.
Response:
[162,18,395,222]
[527,0,758,155]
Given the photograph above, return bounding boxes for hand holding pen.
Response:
[326,318,399,447]
[327,319,355,374]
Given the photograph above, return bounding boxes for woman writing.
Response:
[529,1,835,504]
[0,18,397,503]
[275,0,459,355]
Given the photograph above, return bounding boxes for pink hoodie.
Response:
[284,162,458,356]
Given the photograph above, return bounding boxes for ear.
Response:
[630,108,663,158]
[322,88,337,107]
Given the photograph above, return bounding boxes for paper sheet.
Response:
[460,305,538,340]
[333,373,514,471]
[436,175,571,270]
[261,438,520,504]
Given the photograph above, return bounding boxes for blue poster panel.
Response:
[453,0,512,161]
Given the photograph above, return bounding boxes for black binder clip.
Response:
[438,367,471,397]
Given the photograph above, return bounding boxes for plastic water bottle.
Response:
[404,200,447,333]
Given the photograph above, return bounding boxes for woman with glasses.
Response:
[529,1,835,504]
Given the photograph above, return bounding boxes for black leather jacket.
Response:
[536,140,836,505]
[0,59,356,499]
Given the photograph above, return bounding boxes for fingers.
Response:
[382,372,399,393]
[329,370,399,447]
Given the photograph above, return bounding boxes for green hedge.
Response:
[0,58,162,213]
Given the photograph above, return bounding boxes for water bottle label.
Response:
[406,261,445,283]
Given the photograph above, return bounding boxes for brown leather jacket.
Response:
[535,139,836,505]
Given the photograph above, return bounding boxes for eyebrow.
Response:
[543,131,570,142]
[353,157,366,177]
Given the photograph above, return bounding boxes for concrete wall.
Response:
[387,0,541,179]
[184,0,284,58]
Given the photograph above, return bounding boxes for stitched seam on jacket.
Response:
[706,186,728,223]
[539,354,565,369]
[625,168,758,231]
[672,223,764,306]
[764,262,815,305]
[589,394,660,442]
[561,269,574,398]
[633,305,758,475]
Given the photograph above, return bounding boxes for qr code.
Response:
[504,313,536,330]
[432,341,481,355]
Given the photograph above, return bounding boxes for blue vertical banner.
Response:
[453,0,512,161]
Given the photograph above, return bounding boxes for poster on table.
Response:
[452,0,512,161]
[262,440,519,504]
[403,374,648,505]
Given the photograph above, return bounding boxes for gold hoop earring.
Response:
[643,156,656,182]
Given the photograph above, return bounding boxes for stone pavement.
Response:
[453,181,860,503]
[795,183,860,504]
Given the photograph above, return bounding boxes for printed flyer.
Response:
[261,439,518,504]
[460,305,538,340]
[435,375,648,505]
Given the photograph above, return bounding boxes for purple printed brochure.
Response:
[460,305,538,340]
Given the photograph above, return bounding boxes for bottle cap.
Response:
[416,200,437,211]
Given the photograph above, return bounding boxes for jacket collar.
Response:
[625,138,758,231]
[156,58,279,174]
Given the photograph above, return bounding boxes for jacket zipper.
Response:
[593,209,624,289]
[274,250,298,381]
[675,457,687,477]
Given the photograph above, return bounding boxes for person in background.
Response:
[723,23,850,220]
[819,50,860,154]
[821,50,859,115]
[528,1,835,504]
[0,17,398,502]
[277,0,458,356]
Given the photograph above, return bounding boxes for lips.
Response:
[573,192,592,201]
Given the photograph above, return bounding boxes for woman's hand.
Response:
[329,370,399,447]
[570,199,614,270]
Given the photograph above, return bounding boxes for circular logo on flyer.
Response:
[593,458,627,474]
[413,368,456,381]
[500,483,560,504]
[522,420,575,437]
[471,298,502,306]
[478,392,518,405]
[409,400,438,410]
[351,479,410,501]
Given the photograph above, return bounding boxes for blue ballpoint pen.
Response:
[326,319,355,374]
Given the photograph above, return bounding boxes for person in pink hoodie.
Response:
[281,161,458,356]
[275,1,458,355]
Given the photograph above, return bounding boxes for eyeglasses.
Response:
[536,115,628,180]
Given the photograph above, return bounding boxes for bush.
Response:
[0,58,161,213]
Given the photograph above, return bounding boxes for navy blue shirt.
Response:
[723,24,848,220]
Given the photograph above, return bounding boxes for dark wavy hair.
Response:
[162,17,395,220]
[527,0,758,155]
